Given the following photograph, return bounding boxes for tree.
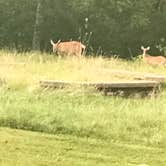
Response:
[1,0,166,57]
[32,0,43,50]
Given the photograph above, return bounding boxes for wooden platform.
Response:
[94,69,166,83]
[40,80,159,88]
[134,74,166,83]
[40,80,160,96]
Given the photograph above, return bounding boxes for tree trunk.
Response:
[32,0,42,50]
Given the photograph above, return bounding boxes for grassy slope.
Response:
[0,127,166,166]
[0,50,166,165]
[0,89,166,148]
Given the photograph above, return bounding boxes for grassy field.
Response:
[0,50,166,165]
[0,88,166,148]
[0,127,166,166]
[0,49,166,89]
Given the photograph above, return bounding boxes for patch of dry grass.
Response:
[0,50,165,89]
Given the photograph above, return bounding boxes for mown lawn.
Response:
[0,127,166,166]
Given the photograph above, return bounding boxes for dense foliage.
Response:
[1,0,166,57]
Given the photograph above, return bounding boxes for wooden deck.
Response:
[40,80,160,96]
[103,69,166,83]
[134,74,166,82]
[40,80,159,88]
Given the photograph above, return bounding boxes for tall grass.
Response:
[0,89,166,147]
[0,49,166,89]
[0,50,166,147]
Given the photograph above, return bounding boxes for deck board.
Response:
[39,80,160,96]
[40,80,159,88]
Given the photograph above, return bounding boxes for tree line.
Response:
[0,0,166,58]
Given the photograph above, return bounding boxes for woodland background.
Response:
[0,0,166,57]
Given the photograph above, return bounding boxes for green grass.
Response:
[0,89,166,148]
[0,127,166,166]
[0,50,166,165]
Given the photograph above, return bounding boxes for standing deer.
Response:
[141,46,166,66]
[50,40,86,57]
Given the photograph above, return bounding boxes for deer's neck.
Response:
[142,50,147,59]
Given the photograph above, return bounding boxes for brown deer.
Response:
[141,46,166,66]
[50,40,86,57]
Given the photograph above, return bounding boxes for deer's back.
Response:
[56,41,84,56]
[144,55,166,65]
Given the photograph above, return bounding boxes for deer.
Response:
[141,46,166,66]
[50,40,86,57]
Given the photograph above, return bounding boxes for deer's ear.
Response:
[50,40,55,45]
[141,46,144,50]
[147,46,150,50]
[57,40,61,43]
